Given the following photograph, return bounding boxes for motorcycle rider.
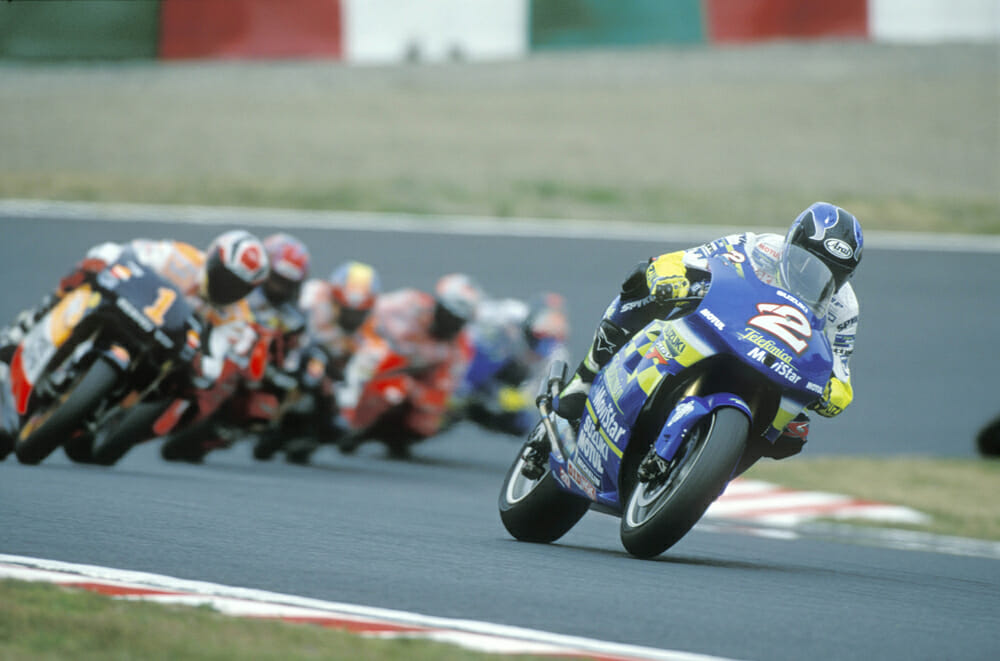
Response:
[454,292,571,436]
[0,230,270,451]
[247,232,311,362]
[195,233,313,454]
[334,272,482,453]
[299,260,382,380]
[550,202,862,473]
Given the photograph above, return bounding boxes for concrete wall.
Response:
[343,0,527,63]
[0,0,996,61]
[870,0,1000,43]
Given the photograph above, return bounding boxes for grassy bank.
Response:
[0,580,530,661]
[745,456,1000,540]
[2,44,996,234]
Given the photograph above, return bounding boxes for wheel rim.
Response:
[504,454,546,505]
[624,413,716,528]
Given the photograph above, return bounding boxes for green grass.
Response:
[3,173,996,235]
[744,456,1000,540]
[0,580,542,661]
[1,45,996,234]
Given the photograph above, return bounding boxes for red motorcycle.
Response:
[327,330,451,459]
[156,321,278,463]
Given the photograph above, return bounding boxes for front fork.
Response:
[638,393,752,484]
[533,360,571,460]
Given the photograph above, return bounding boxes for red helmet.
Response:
[203,230,269,306]
[262,233,310,305]
[329,261,381,332]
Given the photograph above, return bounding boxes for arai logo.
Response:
[824,238,853,259]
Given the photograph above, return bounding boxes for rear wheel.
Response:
[498,423,590,544]
[620,407,748,558]
[976,415,1000,457]
[15,358,120,465]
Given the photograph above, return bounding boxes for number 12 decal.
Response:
[748,303,811,354]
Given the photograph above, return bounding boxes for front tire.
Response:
[15,358,120,465]
[620,407,748,558]
[91,399,170,466]
[498,424,590,544]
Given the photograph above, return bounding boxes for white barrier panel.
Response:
[870,0,1000,42]
[343,0,528,64]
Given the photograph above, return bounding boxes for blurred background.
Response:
[0,0,996,232]
[0,0,998,455]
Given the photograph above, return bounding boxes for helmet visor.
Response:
[779,244,836,318]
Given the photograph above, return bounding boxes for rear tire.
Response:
[620,407,748,558]
[498,424,590,544]
[976,415,1000,458]
[15,358,120,465]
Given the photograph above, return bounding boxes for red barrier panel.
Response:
[705,0,867,43]
[159,0,342,59]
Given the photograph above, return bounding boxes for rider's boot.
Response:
[553,318,630,424]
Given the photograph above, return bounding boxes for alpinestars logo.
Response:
[594,325,617,358]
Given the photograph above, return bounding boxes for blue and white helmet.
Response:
[785,202,863,289]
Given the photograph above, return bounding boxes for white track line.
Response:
[708,478,929,526]
[2,199,998,253]
[0,554,741,661]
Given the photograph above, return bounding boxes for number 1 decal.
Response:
[748,303,811,354]
[143,287,177,326]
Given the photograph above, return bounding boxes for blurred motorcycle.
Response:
[6,255,201,465]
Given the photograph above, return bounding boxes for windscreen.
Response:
[778,244,836,318]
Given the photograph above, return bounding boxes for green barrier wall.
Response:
[0,1,160,59]
[530,0,705,50]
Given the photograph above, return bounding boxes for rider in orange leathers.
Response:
[334,273,482,452]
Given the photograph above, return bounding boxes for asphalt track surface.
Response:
[1,214,998,661]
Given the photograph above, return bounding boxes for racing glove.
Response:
[646,252,690,302]
[810,377,853,418]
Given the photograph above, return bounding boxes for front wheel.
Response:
[498,423,590,544]
[91,399,171,466]
[620,407,749,558]
[15,358,120,465]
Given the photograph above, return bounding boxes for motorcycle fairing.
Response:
[9,286,101,415]
[651,394,751,463]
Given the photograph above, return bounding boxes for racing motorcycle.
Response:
[156,321,278,464]
[7,256,202,465]
[319,333,442,461]
[251,339,335,461]
[498,244,835,558]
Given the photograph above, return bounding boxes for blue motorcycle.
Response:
[499,244,835,558]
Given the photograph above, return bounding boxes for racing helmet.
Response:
[523,292,569,351]
[202,230,269,306]
[262,233,310,305]
[784,202,863,290]
[329,261,381,332]
[430,273,482,340]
